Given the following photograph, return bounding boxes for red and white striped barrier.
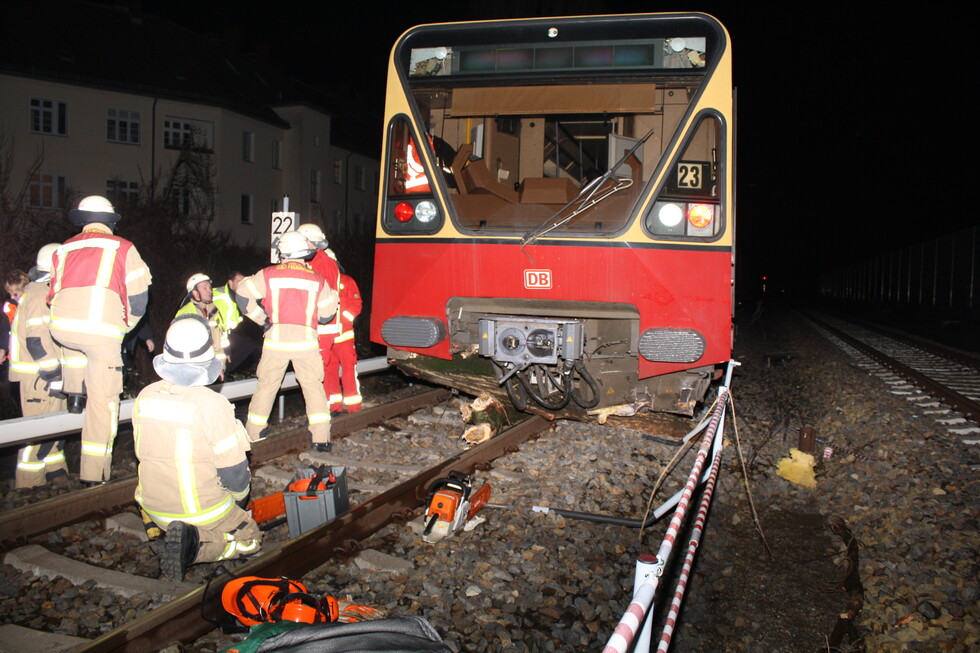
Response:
[602,361,735,653]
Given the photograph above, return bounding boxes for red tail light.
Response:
[394,202,415,222]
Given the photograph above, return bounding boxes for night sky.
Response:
[102,1,974,295]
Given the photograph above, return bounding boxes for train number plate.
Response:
[524,269,552,289]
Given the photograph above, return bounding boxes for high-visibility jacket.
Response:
[405,137,431,193]
[2,300,16,331]
[335,274,362,345]
[8,281,60,383]
[48,225,151,339]
[238,262,337,353]
[309,250,340,337]
[133,381,251,527]
[175,299,227,367]
[212,283,242,334]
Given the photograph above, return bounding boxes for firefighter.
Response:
[48,195,152,484]
[175,273,226,377]
[133,313,260,581]
[9,244,69,488]
[325,269,363,414]
[237,231,338,451]
[296,223,341,407]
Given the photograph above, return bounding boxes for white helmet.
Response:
[69,195,121,229]
[29,242,62,282]
[186,273,211,293]
[153,313,221,386]
[276,230,315,260]
[36,243,61,273]
[297,223,328,250]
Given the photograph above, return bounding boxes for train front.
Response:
[371,13,734,418]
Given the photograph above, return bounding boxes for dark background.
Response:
[101,1,975,296]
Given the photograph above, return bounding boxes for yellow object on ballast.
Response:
[776,448,817,488]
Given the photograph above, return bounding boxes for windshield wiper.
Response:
[521,128,654,246]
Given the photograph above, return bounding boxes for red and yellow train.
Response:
[371,13,734,418]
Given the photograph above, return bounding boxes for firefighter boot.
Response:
[161,521,200,582]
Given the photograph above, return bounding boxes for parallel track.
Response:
[805,312,980,425]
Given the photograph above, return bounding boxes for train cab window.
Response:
[402,80,701,237]
[644,114,723,240]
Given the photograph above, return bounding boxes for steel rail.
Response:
[0,388,451,548]
[0,357,391,447]
[808,314,980,424]
[823,310,980,371]
[76,415,551,653]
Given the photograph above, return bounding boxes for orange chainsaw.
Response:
[421,471,491,543]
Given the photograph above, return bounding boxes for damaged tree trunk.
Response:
[459,393,510,446]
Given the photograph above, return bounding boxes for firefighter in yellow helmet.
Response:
[48,195,152,484]
[9,243,69,488]
[175,273,226,378]
[237,231,338,451]
[133,313,260,581]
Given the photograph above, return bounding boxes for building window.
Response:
[107,108,140,144]
[164,117,213,151]
[241,194,253,224]
[30,98,67,135]
[272,140,283,170]
[333,159,343,184]
[172,186,192,217]
[310,169,321,203]
[30,172,67,208]
[106,179,140,206]
[242,131,255,162]
[355,165,367,191]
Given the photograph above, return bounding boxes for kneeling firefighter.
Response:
[133,313,261,581]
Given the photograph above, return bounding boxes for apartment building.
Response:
[0,0,378,247]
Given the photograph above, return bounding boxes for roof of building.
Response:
[0,0,336,129]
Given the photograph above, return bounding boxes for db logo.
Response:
[524,269,552,289]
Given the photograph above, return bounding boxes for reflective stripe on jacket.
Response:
[133,382,251,526]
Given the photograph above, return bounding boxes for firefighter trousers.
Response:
[246,347,331,444]
[325,339,361,413]
[49,328,123,483]
[16,378,68,488]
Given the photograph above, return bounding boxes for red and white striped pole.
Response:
[602,361,735,653]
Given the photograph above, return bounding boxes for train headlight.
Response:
[415,201,437,223]
[646,201,719,238]
[658,202,683,228]
[394,202,415,223]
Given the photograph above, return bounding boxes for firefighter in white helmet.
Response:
[175,273,226,378]
[9,243,69,488]
[296,223,341,410]
[48,195,152,484]
[237,231,338,450]
[133,313,260,581]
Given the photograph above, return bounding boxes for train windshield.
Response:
[389,28,717,236]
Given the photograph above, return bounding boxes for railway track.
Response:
[2,378,700,652]
[804,311,980,440]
